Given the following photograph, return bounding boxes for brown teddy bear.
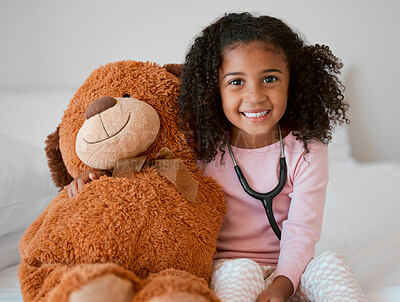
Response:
[18,60,226,302]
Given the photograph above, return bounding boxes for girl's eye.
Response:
[229,79,244,85]
[263,76,277,83]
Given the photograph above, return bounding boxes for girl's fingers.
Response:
[66,170,106,198]
[67,181,78,198]
[77,177,88,190]
[89,171,106,180]
[66,185,72,198]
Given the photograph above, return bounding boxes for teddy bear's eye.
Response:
[123,94,130,98]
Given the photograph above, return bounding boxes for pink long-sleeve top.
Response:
[200,133,329,291]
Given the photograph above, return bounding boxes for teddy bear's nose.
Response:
[85,97,117,119]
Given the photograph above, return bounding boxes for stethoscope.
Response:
[226,124,287,240]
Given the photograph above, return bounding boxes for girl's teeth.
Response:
[243,111,269,118]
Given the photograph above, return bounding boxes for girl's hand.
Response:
[257,276,293,302]
[257,288,285,302]
[66,169,107,198]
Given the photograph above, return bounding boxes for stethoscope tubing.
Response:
[233,158,286,240]
[227,125,287,241]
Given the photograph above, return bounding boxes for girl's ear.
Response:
[163,64,183,79]
[44,125,74,189]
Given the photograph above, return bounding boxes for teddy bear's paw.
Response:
[69,273,135,302]
[136,269,220,302]
[146,292,210,302]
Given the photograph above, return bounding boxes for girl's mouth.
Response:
[241,110,270,123]
[241,110,270,118]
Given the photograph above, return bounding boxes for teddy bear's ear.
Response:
[44,125,74,189]
[163,64,183,79]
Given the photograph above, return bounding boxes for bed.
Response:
[0,91,399,301]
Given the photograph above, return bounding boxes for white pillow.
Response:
[0,133,58,269]
[0,230,25,271]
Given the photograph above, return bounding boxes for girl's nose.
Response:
[244,85,266,104]
[84,96,117,119]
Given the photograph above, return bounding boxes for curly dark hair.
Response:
[179,12,349,162]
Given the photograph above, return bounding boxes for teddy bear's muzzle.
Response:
[75,97,161,170]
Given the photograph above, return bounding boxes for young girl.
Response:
[177,12,366,302]
[67,12,366,302]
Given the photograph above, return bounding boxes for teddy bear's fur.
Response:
[18,61,226,302]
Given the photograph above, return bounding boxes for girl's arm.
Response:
[275,140,329,294]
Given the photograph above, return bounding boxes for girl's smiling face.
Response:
[219,41,290,148]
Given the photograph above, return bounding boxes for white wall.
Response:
[1,0,399,162]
